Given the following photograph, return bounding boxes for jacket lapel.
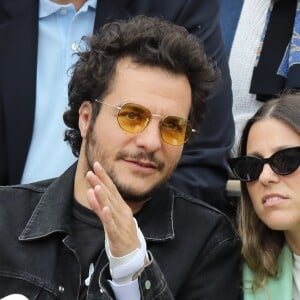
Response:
[0,0,39,183]
[243,245,293,300]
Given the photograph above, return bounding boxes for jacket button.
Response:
[145,280,151,290]
[58,286,65,293]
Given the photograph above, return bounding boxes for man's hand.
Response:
[86,161,140,257]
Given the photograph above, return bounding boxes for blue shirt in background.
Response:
[21,0,97,183]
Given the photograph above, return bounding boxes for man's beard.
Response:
[85,126,175,202]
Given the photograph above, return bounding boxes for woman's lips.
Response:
[262,194,288,206]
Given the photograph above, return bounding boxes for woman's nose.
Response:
[258,163,280,185]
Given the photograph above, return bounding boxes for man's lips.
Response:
[123,159,158,169]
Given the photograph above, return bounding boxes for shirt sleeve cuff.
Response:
[105,218,148,284]
[108,278,141,300]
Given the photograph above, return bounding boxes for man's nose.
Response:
[134,119,163,151]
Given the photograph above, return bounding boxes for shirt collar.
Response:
[39,0,97,18]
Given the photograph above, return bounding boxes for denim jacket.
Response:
[0,164,241,299]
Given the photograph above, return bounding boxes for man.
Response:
[0,0,234,212]
[0,16,240,299]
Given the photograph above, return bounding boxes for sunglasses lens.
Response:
[271,148,300,174]
[229,147,300,182]
[116,103,192,146]
[117,103,150,133]
[160,116,192,146]
[229,157,263,182]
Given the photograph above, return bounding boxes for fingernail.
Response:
[94,161,103,170]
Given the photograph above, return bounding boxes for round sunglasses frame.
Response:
[94,99,196,146]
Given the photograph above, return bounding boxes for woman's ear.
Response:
[78,101,93,138]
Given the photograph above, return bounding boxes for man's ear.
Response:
[78,101,93,138]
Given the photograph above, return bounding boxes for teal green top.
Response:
[243,245,293,300]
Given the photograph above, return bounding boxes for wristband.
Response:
[105,218,147,284]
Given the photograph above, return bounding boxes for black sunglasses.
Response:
[229,146,300,182]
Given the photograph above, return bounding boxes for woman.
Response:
[229,93,300,299]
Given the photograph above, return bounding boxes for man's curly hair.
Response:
[63,15,218,157]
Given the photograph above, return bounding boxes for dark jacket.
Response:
[0,0,234,210]
[0,164,241,299]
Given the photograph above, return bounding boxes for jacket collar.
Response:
[243,244,293,299]
[19,163,175,242]
[135,185,175,242]
[19,164,77,241]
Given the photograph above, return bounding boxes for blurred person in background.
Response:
[230,0,300,155]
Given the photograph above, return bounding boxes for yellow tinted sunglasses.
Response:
[95,100,195,146]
